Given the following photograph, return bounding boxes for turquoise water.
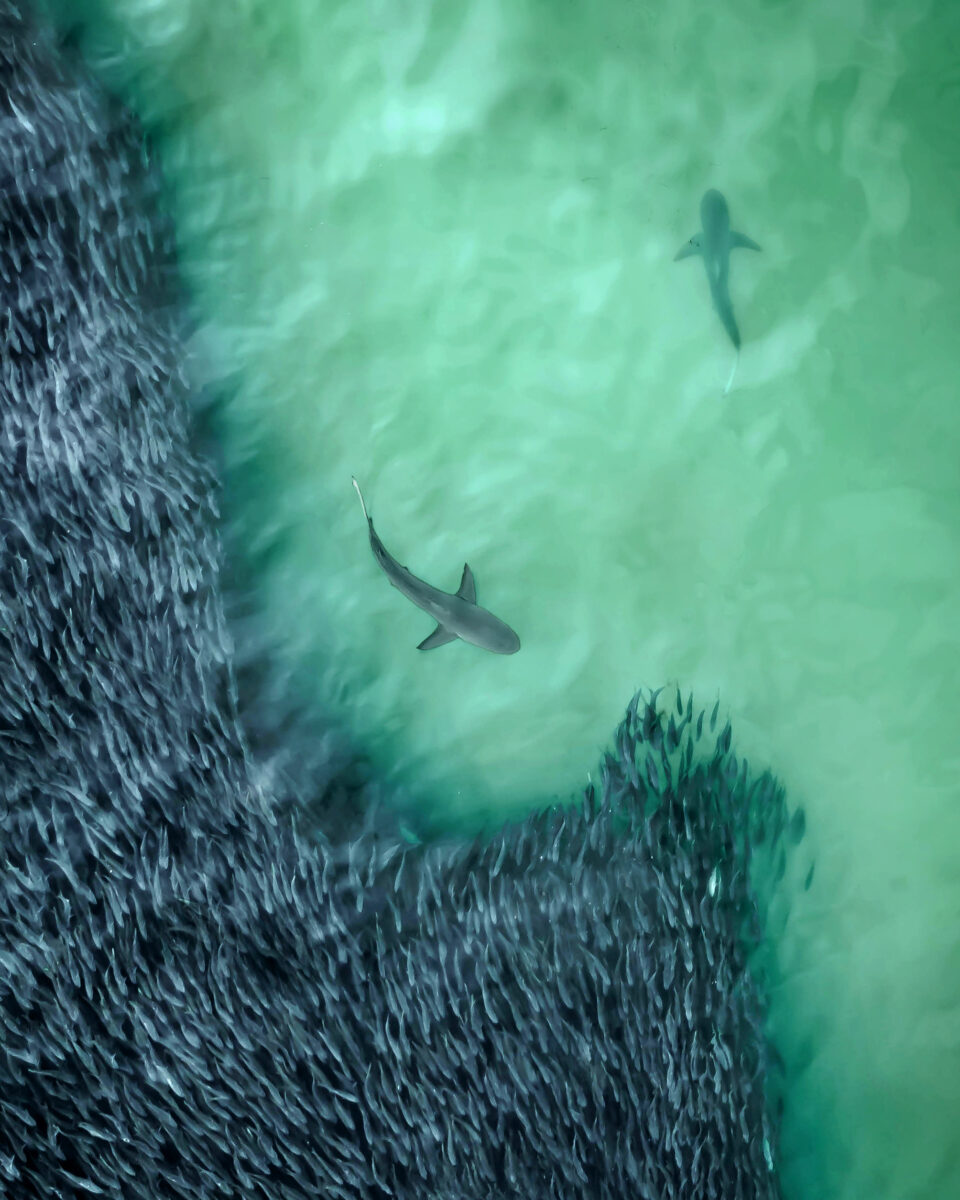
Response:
[50,0,960,1196]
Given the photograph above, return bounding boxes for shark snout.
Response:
[493,627,521,655]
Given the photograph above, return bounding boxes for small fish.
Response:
[352,478,520,654]
[675,189,761,394]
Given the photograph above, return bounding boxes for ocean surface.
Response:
[47,0,960,1196]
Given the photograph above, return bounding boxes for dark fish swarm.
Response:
[0,4,794,1197]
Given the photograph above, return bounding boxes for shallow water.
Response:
[50,0,960,1196]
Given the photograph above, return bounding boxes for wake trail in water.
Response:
[723,349,740,396]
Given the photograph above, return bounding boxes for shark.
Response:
[674,188,761,393]
[352,477,521,655]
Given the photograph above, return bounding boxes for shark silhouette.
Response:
[675,189,761,393]
[352,478,520,655]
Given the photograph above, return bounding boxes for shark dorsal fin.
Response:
[418,624,458,651]
[456,563,476,604]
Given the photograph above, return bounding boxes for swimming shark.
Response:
[674,188,761,393]
[352,477,521,655]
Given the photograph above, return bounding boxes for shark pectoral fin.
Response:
[456,563,476,604]
[674,234,702,261]
[731,231,761,252]
[417,624,458,651]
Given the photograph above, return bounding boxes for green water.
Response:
[50,0,960,1196]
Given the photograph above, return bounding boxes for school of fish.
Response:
[0,4,797,1198]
